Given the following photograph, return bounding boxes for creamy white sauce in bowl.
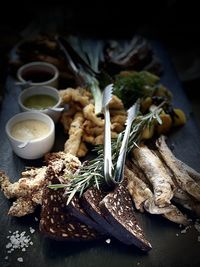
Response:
[11,119,50,141]
[6,111,55,160]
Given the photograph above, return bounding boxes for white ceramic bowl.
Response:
[5,111,55,160]
[17,61,59,88]
[18,86,63,123]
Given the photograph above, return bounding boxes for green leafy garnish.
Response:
[114,71,160,108]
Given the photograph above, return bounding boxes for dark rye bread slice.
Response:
[100,181,152,251]
[40,186,101,241]
[39,172,100,241]
[82,187,134,245]
[65,195,106,234]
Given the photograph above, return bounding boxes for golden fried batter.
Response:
[0,167,47,217]
[83,104,104,127]
[59,87,92,107]
[59,87,126,157]
[64,112,84,155]
[77,142,88,158]
[109,95,124,110]
[0,152,81,217]
[83,120,104,136]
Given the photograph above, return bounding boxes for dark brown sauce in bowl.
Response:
[22,70,54,83]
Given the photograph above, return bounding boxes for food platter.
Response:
[0,39,200,267]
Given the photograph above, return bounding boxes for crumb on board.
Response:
[105,238,111,244]
[17,257,23,262]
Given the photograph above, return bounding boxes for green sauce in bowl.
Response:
[23,94,57,110]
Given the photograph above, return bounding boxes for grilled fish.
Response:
[132,145,175,207]
[156,135,200,201]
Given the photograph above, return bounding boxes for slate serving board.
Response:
[0,40,200,267]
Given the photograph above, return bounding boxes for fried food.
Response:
[60,87,126,157]
[156,135,200,201]
[0,152,81,217]
[132,145,175,207]
[175,159,200,185]
[77,142,88,158]
[64,112,84,156]
[109,95,124,109]
[44,151,81,181]
[126,165,152,212]
[126,161,188,225]
[83,104,104,127]
[59,87,92,107]
[0,167,47,216]
[163,208,189,225]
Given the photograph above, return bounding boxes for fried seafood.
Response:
[59,87,92,107]
[128,135,200,225]
[0,152,81,217]
[64,112,84,156]
[60,87,126,157]
[175,159,200,185]
[77,142,88,158]
[0,167,47,216]
[125,165,152,212]
[109,95,124,110]
[44,151,81,180]
[173,188,200,216]
[83,104,104,127]
[163,207,189,225]
[156,135,200,201]
[126,162,188,225]
[132,145,175,207]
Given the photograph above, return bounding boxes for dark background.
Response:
[0,0,200,123]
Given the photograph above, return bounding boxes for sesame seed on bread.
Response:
[40,184,101,241]
[100,180,152,251]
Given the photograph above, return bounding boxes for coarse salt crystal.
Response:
[17,257,23,262]
[6,243,12,249]
[181,229,187,234]
[180,226,190,234]
[5,229,35,258]
[105,238,111,244]
[4,256,8,260]
[176,233,179,237]
[35,217,38,222]
[29,227,35,234]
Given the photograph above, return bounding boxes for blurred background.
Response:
[0,0,200,123]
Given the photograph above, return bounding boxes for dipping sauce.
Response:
[23,95,57,110]
[11,119,50,141]
[22,69,54,83]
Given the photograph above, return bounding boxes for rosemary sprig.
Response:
[48,101,164,204]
